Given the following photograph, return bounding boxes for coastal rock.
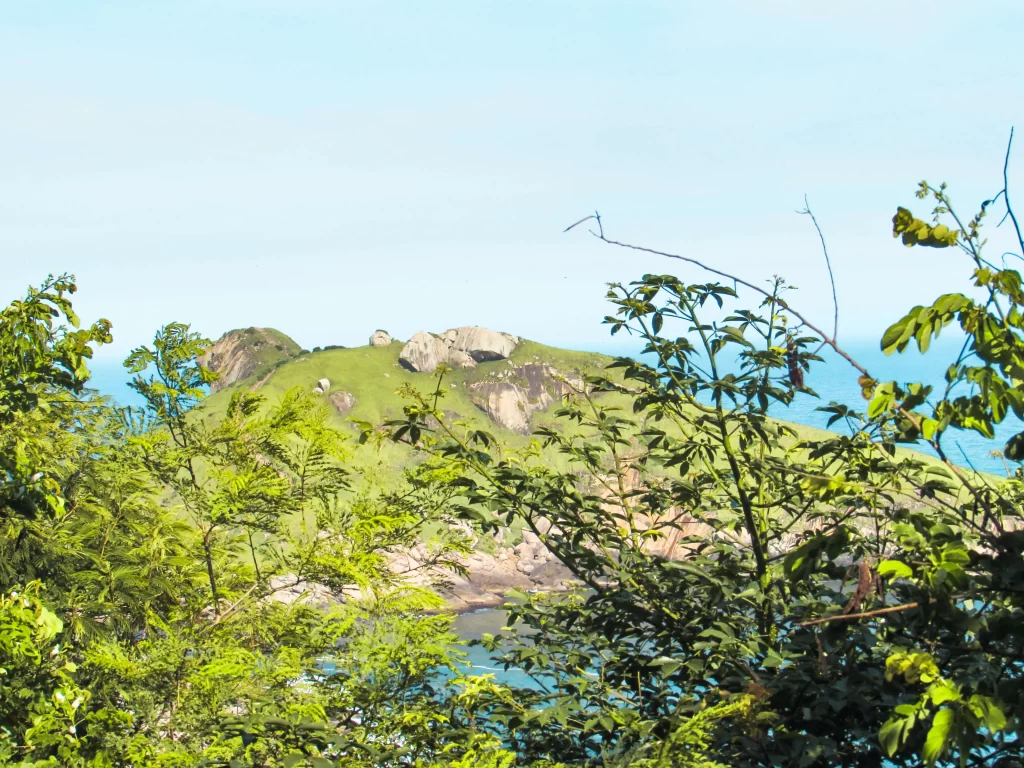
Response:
[443,326,518,362]
[267,575,334,610]
[369,329,392,347]
[527,559,574,586]
[399,331,449,372]
[398,326,520,373]
[328,390,355,415]
[198,327,301,393]
[467,364,583,434]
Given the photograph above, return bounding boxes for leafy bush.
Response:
[384,164,1024,767]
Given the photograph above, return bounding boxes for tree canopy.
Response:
[1,155,1023,767]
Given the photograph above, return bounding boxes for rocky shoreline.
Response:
[393,527,578,612]
[266,527,578,614]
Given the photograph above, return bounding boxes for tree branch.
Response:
[798,195,839,345]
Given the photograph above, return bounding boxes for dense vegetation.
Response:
[1,163,1022,767]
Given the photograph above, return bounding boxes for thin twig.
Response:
[564,215,596,233]
[570,223,985,497]
[1000,127,1024,256]
[798,601,922,627]
[798,195,839,346]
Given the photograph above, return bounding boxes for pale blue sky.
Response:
[3,1,1022,360]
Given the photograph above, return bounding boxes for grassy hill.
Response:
[199,334,618,475]
[197,329,967,489]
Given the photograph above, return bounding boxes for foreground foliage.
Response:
[387,169,1024,766]
[1,155,1022,767]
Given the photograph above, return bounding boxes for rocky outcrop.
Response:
[199,327,301,393]
[328,390,355,415]
[467,364,583,434]
[399,331,450,373]
[398,326,520,372]
[442,327,519,362]
[369,330,392,347]
[385,532,578,611]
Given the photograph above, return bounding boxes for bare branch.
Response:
[798,195,839,345]
[1000,127,1024,256]
[565,211,604,238]
[798,600,922,627]
[576,224,988,497]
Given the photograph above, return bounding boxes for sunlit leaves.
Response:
[892,207,959,248]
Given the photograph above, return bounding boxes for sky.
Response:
[2,1,1023,362]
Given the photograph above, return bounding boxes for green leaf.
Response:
[923,709,954,765]
[878,560,913,580]
[648,656,682,676]
[879,717,907,757]
[967,695,1006,733]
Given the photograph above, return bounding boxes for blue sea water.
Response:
[597,334,1020,477]
[85,361,148,410]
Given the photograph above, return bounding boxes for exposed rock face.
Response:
[442,326,518,362]
[398,326,520,372]
[328,390,355,415]
[199,327,301,393]
[369,329,392,347]
[313,378,331,394]
[448,350,477,369]
[467,364,583,434]
[399,331,449,372]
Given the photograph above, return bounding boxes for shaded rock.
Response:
[369,329,392,347]
[328,390,355,415]
[399,331,449,372]
[527,559,575,587]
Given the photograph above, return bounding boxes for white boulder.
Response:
[398,326,520,373]
[369,329,392,347]
[445,326,518,362]
[398,331,449,372]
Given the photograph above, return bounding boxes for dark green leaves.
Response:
[1005,430,1024,461]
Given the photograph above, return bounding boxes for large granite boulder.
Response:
[442,326,519,362]
[398,326,520,373]
[198,327,301,393]
[398,331,449,372]
[448,349,477,369]
[369,329,392,347]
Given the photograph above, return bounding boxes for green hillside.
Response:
[197,329,962,486]
[199,334,616,474]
